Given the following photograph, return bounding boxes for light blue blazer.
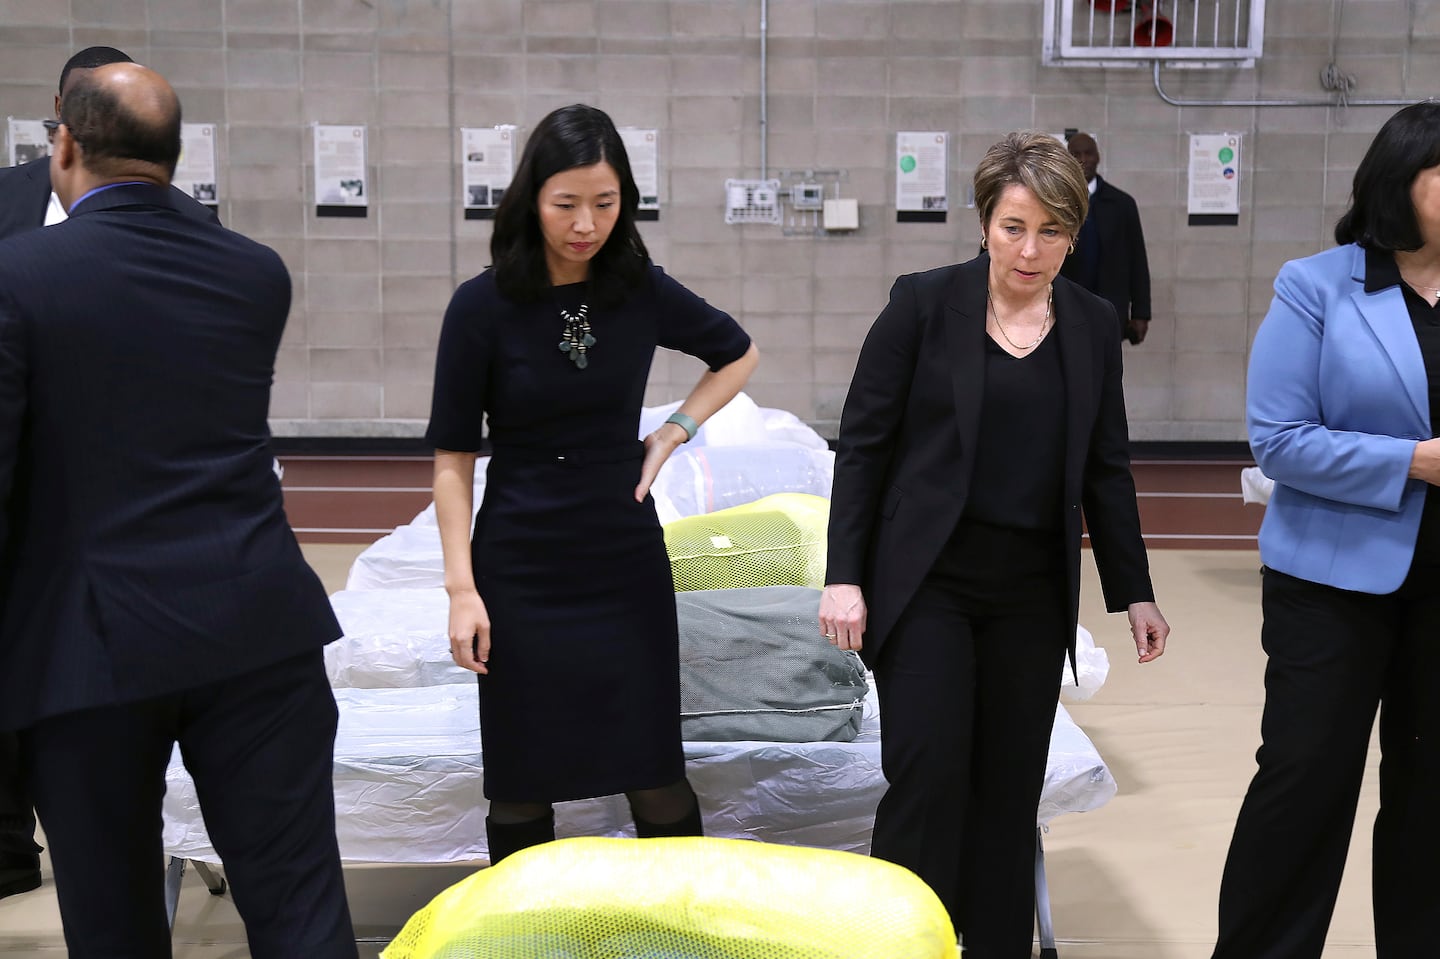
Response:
[1248,243,1430,594]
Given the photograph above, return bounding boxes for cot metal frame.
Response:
[167,838,1067,954]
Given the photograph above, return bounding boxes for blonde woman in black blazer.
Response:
[819,131,1169,958]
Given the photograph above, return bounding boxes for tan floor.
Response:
[0,548,1383,957]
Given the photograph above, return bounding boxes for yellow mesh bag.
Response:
[381,836,955,959]
[663,492,829,592]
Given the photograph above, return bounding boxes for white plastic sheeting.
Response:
[161,684,1114,864]
[651,446,834,525]
[1240,466,1274,506]
[639,392,828,452]
[1063,626,1110,702]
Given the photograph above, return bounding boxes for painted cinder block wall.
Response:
[1,0,1432,440]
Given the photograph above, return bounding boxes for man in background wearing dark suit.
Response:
[1060,132,1154,345]
[0,44,220,905]
[0,63,356,956]
[0,45,218,239]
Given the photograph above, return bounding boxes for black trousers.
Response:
[19,649,358,959]
[870,521,1068,958]
[1213,565,1440,958]
[0,731,39,861]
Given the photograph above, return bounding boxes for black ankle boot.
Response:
[633,801,704,839]
[485,811,555,864]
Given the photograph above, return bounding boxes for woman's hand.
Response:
[1127,601,1169,663]
[635,421,688,502]
[448,588,492,674]
[819,584,868,653]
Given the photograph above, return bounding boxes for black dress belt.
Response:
[489,441,645,466]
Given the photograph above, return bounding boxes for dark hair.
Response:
[58,46,133,95]
[490,104,649,305]
[1335,101,1440,251]
[60,69,182,178]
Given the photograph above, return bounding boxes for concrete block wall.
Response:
[1,1,1433,440]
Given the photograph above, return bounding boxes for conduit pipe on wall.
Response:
[1151,61,1416,109]
[759,0,768,179]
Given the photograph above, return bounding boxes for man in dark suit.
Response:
[0,63,356,956]
[1060,132,1153,344]
[0,44,220,904]
[0,46,219,239]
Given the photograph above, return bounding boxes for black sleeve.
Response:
[1123,194,1151,321]
[653,267,751,371]
[825,275,921,586]
[425,276,493,452]
[1081,309,1154,609]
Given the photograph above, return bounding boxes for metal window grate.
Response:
[1043,0,1266,68]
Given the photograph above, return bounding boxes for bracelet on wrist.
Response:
[665,412,698,442]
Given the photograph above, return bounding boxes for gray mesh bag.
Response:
[676,586,868,743]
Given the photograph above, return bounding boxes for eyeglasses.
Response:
[41,118,81,149]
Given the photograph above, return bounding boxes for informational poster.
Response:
[7,118,49,166]
[1188,133,1241,226]
[896,131,948,223]
[173,123,218,205]
[314,124,368,217]
[460,125,517,221]
[619,128,660,220]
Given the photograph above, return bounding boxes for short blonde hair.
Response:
[973,131,1089,239]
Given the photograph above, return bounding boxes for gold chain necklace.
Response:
[988,284,1053,351]
[1401,274,1440,293]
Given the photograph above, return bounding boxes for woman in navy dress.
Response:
[427,104,759,863]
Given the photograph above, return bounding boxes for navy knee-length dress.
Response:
[425,265,751,803]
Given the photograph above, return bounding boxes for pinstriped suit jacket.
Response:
[0,183,339,729]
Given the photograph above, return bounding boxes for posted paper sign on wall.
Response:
[461,125,517,220]
[7,118,48,167]
[1188,133,1241,226]
[174,123,218,206]
[896,131,948,223]
[619,128,660,220]
[315,124,368,217]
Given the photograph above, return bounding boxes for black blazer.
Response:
[0,184,339,729]
[1059,176,1151,326]
[826,254,1154,669]
[0,156,219,240]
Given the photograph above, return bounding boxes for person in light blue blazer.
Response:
[1213,102,1440,959]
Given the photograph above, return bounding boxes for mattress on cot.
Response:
[160,683,1116,865]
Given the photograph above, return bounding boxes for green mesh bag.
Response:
[663,493,829,592]
[381,836,955,959]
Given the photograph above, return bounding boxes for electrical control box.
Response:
[823,198,860,231]
[724,178,783,225]
[790,183,825,210]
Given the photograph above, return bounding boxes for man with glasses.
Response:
[0,61,357,955]
[0,46,217,237]
[0,45,219,904]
